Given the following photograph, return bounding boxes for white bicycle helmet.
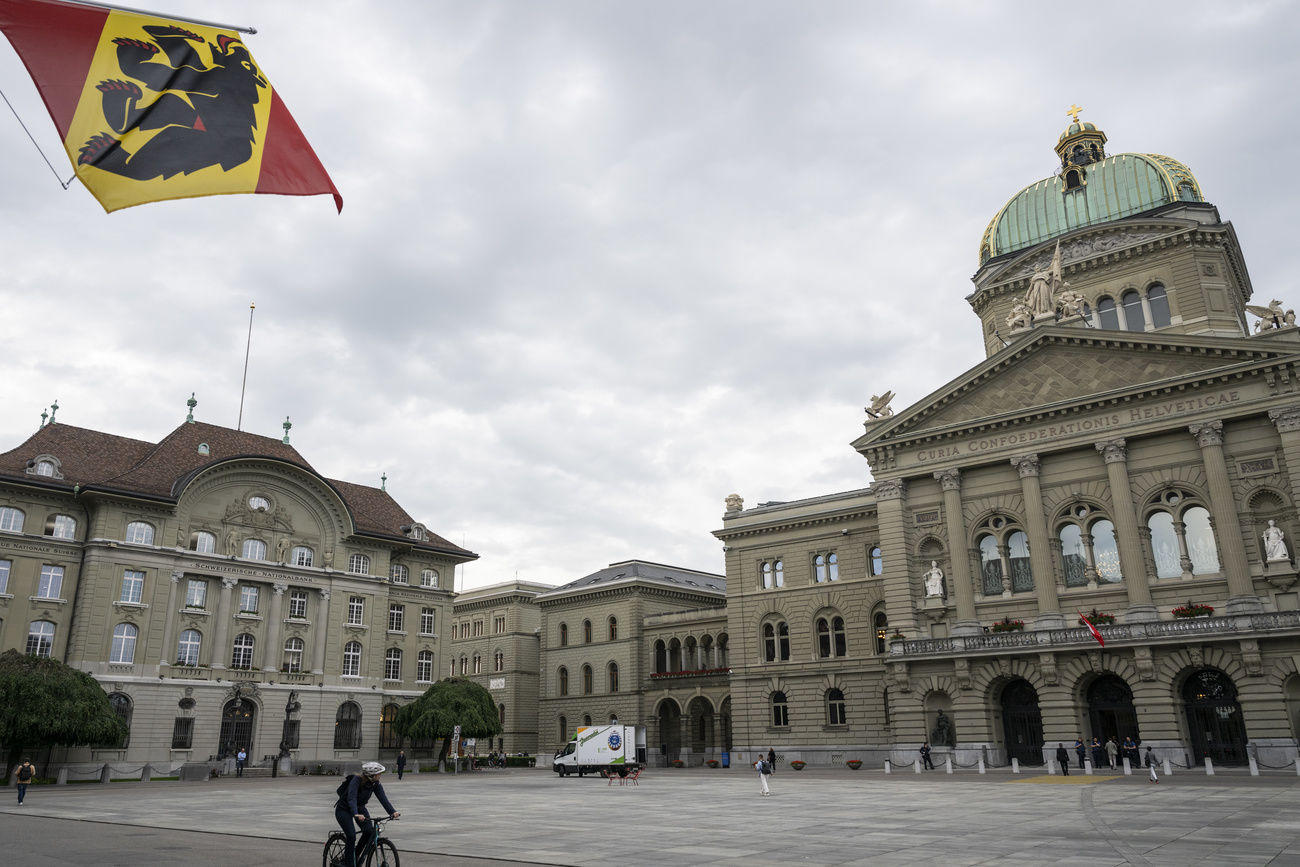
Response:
[362,761,386,776]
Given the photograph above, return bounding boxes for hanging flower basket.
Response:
[990,617,1025,633]
[1172,601,1215,618]
[789,760,806,771]
[705,759,719,768]
[671,759,685,768]
[845,759,863,770]
[1078,609,1116,626]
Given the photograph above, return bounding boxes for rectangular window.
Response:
[37,565,64,599]
[451,623,458,640]
[388,603,405,632]
[239,584,259,613]
[385,649,402,681]
[171,717,194,749]
[288,589,308,618]
[185,579,207,608]
[494,616,506,634]
[121,570,145,604]
[420,608,436,635]
[417,652,433,683]
[0,559,9,594]
[473,620,483,637]
[348,596,365,625]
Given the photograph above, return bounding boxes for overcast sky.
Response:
[1,1,1297,590]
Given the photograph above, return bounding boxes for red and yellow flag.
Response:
[0,0,341,212]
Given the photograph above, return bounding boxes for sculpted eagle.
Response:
[77,25,266,179]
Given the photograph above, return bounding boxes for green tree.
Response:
[393,677,502,769]
[0,649,128,776]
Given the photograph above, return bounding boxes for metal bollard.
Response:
[1084,760,1093,776]
[1047,760,1056,775]
[914,759,922,774]
[1163,757,1172,776]
[945,756,953,775]
[978,757,986,774]
[100,763,112,784]
[1249,756,1259,777]
[1205,757,1215,776]
[1011,757,1020,774]
[884,760,891,774]
[141,763,152,782]
[1122,757,1131,776]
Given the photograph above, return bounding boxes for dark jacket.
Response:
[336,776,396,818]
[396,754,407,768]
[1056,747,1070,765]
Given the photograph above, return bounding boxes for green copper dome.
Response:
[979,152,1205,266]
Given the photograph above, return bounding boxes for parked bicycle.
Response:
[324,815,399,867]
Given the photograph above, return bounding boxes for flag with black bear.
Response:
[0,0,341,212]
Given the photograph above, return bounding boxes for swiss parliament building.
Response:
[4,114,1300,774]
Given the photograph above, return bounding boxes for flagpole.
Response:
[55,0,257,34]
[237,303,254,431]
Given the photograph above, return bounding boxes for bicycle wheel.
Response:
[323,833,347,867]
[368,839,399,867]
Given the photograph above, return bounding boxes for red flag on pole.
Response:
[1077,611,1105,647]
[0,0,342,212]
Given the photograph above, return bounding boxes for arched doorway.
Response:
[218,697,256,759]
[687,696,715,760]
[1000,680,1043,765]
[1087,675,1139,746]
[1184,669,1248,765]
[657,699,681,763]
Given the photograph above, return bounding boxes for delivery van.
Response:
[553,724,646,777]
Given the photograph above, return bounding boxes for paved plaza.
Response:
[3,766,1300,866]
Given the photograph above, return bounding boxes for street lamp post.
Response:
[273,690,301,778]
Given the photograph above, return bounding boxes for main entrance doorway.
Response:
[1087,675,1139,746]
[218,698,256,759]
[1000,679,1044,765]
[1183,669,1248,766]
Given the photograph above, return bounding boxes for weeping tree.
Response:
[0,649,128,777]
[393,677,502,770]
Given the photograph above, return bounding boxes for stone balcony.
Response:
[891,611,1300,658]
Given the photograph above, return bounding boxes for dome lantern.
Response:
[1054,104,1108,191]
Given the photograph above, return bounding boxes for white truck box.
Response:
[553,724,646,777]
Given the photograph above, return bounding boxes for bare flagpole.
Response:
[237,303,255,431]
[55,0,257,34]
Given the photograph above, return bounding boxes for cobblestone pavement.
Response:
[3,766,1300,866]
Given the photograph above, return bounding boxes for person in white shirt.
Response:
[755,759,770,796]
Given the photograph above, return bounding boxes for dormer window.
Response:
[25,455,63,479]
[36,460,55,476]
[1064,169,1082,190]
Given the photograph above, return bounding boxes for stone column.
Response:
[1095,439,1157,621]
[1190,421,1260,613]
[935,470,979,636]
[875,479,918,635]
[1010,455,1064,629]
[263,583,288,672]
[1269,406,1300,498]
[679,715,691,764]
[210,577,237,670]
[311,588,332,675]
[159,570,182,667]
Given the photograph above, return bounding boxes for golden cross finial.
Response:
[1066,104,1083,124]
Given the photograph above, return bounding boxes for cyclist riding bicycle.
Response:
[335,762,400,867]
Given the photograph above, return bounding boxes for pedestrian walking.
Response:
[755,758,771,796]
[1056,743,1070,776]
[1144,746,1159,783]
[236,746,247,777]
[396,750,407,780]
[1091,737,1104,768]
[920,742,934,770]
[1105,737,1118,770]
[1074,738,1086,769]
[767,747,776,774]
[14,758,34,805]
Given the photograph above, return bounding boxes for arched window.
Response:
[828,552,838,580]
[979,535,1003,595]
[342,641,362,677]
[385,648,402,680]
[827,688,846,725]
[608,662,619,693]
[390,564,409,584]
[284,636,304,672]
[1007,530,1033,592]
[832,616,847,657]
[815,554,828,582]
[583,620,592,643]
[379,704,399,749]
[1148,511,1182,579]
[495,651,504,672]
[46,514,76,539]
[421,568,439,588]
[0,506,24,533]
[874,611,888,654]
[778,621,790,660]
[654,639,667,673]
[334,702,362,749]
[1148,284,1171,328]
[1090,519,1122,582]
[125,521,154,545]
[762,560,785,588]
[870,546,883,575]
[1121,290,1146,331]
[231,633,254,670]
[27,620,55,656]
[771,691,789,727]
[459,656,467,675]
[774,560,784,587]
[608,617,618,640]
[110,623,138,664]
[191,531,217,554]
[35,459,55,476]
[559,623,568,647]
[472,654,481,674]
[582,664,593,695]
[106,693,132,748]
[1059,523,1088,586]
[558,716,568,743]
[817,618,832,658]
[1097,297,1120,330]
[1183,506,1220,574]
[499,703,506,728]
[558,667,569,696]
[242,538,266,560]
[177,629,201,665]
[762,562,773,588]
[348,554,370,575]
[291,546,314,567]
[1064,168,1081,189]
[583,714,592,728]
[763,624,776,662]
[417,650,433,682]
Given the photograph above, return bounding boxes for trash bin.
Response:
[721,751,730,768]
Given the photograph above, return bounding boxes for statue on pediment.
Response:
[865,391,895,421]
[1057,288,1086,319]
[1248,300,1288,332]
[1006,298,1032,332]
[1025,240,1068,319]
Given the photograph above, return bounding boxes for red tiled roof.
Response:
[0,421,473,557]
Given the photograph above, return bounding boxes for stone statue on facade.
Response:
[1263,520,1289,561]
[1057,288,1086,319]
[1006,298,1032,332]
[225,530,238,557]
[1024,240,1068,319]
[865,391,895,420]
[724,493,744,513]
[930,710,953,747]
[1247,300,1287,331]
[275,536,291,563]
[923,561,945,597]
